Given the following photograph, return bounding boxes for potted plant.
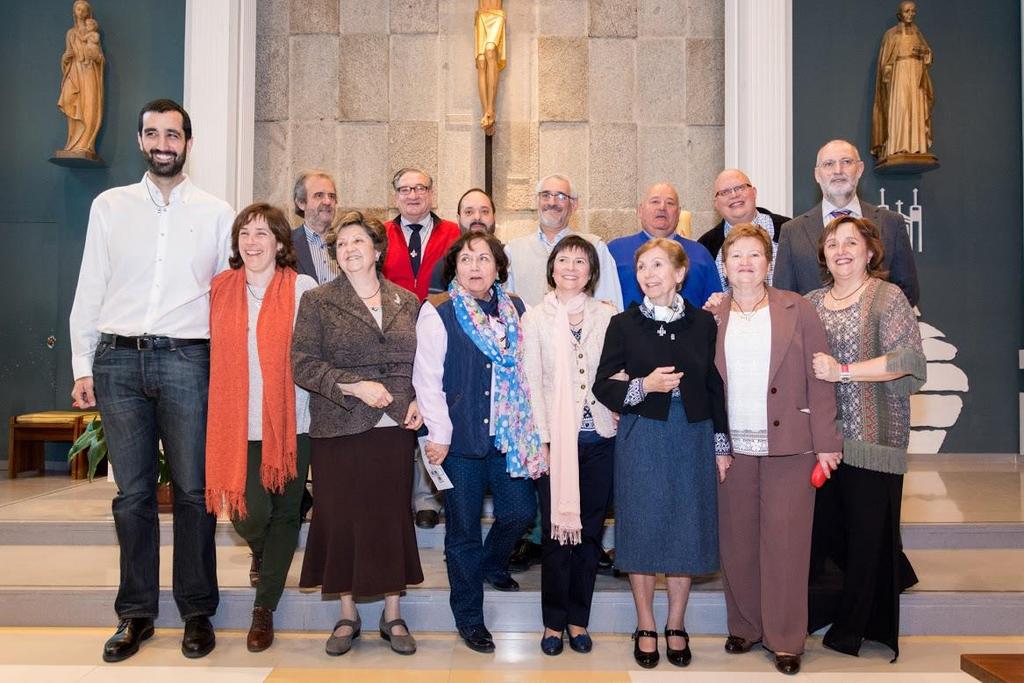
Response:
[69,416,174,511]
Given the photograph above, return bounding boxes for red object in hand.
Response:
[811,462,829,489]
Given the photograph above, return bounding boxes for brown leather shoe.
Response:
[247,607,274,652]
[249,552,263,587]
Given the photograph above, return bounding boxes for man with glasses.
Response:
[382,167,461,530]
[382,167,461,303]
[290,170,340,284]
[775,139,919,305]
[608,181,721,307]
[505,173,622,308]
[699,169,790,291]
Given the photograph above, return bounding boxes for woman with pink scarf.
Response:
[522,235,618,656]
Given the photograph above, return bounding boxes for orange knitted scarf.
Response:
[205,266,298,519]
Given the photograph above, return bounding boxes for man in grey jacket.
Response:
[774,139,919,306]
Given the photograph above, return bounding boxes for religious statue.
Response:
[871,1,939,174]
[475,0,505,136]
[53,0,105,164]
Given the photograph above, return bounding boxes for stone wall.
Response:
[253,0,724,242]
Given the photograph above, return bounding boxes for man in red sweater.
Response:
[382,167,461,302]
[382,167,461,529]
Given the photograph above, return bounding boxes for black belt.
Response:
[100,333,208,350]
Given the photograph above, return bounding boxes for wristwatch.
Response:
[839,363,852,384]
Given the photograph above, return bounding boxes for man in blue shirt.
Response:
[608,182,721,308]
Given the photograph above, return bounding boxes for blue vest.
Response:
[433,294,526,457]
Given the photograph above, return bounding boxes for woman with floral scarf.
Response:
[413,231,544,654]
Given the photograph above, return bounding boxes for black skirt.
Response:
[299,427,424,596]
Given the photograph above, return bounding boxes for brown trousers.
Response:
[718,451,817,654]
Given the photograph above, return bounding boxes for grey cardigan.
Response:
[292,274,419,438]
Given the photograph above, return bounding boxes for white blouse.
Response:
[724,307,771,456]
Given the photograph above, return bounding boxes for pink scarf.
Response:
[543,291,588,545]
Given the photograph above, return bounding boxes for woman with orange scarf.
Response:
[205,203,317,653]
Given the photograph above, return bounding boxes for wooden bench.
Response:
[7,411,100,479]
[961,654,1024,682]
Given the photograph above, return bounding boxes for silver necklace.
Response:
[246,283,264,303]
[145,180,170,214]
[732,289,767,322]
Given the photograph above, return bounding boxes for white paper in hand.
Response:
[425,462,454,491]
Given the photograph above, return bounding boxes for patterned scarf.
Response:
[449,280,546,479]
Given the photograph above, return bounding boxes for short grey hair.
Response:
[391,167,434,192]
[535,173,577,199]
[292,170,336,218]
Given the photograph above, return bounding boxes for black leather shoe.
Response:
[459,624,495,653]
[415,509,439,529]
[568,631,593,653]
[249,551,263,587]
[540,633,563,655]
[181,616,216,658]
[485,574,520,592]
[665,628,691,667]
[632,629,659,668]
[508,539,542,573]
[103,617,155,662]
[775,654,801,675]
[724,634,759,654]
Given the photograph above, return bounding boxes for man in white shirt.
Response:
[289,170,340,284]
[505,174,623,309]
[69,99,234,663]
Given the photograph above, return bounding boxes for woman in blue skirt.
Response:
[593,238,729,669]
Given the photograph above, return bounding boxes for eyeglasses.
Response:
[816,158,860,171]
[396,184,431,196]
[714,183,752,199]
[538,191,572,202]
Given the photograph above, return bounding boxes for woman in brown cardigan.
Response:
[292,211,423,656]
[708,224,842,676]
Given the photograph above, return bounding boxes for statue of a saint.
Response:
[53,0,105,164]
[871,1,938,173]
[475,0,505,136]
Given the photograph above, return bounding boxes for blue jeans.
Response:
[442,447,536,630]
[92,341,219,620]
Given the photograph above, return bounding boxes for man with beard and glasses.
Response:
[774,139,919,305]
[70,99,233,663]
[428,187,498,295]
[290,170,340,284]
[505,174,622,309]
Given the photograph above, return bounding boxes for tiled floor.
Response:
[0,629,1021,681]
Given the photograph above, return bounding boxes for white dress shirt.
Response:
[69,174,234,379]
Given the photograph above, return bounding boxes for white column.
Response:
[724,0,792,215]
[183,0,256,210]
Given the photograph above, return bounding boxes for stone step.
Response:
[1,545,1022,636]
[1,516,1022,550]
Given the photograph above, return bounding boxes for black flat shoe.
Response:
[415,509,439,529]
[665,627,691,667]
[508,539,542,573]
[181,615,216,658]
[724,634,759,654]
[775,654,801,675]
[540,633,563,655]
[484,574,520,592]
[632,629,659,668]
[568,631,593,653]
[459,624,495,653]
[102,617,155,663]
